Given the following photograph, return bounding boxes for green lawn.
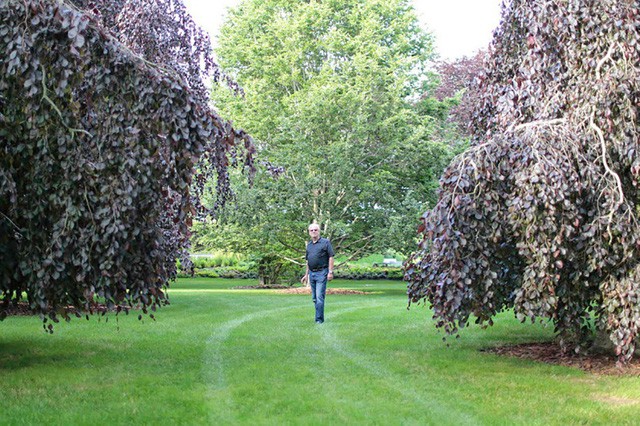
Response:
[1,278,639,425]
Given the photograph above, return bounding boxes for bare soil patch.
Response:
[594,396,640,406]
[232,285,371,295]
[482,341,640,375]
[233,285,292,290]
[277,287,371,295]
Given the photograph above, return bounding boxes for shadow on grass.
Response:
[0,333,126,371]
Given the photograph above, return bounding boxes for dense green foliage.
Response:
[0,0,251,323]
[406,0,640,362]
[1,278,639,424]
[199,0,456,278]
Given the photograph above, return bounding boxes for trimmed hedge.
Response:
[177,265,257,280]
[176,265,403,281]
[334,266,403,280]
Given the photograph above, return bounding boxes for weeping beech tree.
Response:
[405,0,640,362]
[0,0,253,327]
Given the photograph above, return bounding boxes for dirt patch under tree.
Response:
[483,342,640,375]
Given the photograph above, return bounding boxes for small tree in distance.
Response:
[406,0,640,363]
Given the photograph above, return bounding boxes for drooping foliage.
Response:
[0,0,252,326]
[406,0,640,362]
[433,50,487,137]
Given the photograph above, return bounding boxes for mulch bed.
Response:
[232,285,370,295]
[233,284,292,290]
[276,287,370,295]
[233,285,370,295]
[482,341,640,375]
[0,302,34,317]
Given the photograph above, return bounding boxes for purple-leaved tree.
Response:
[406,0,640,363]
[0,0,253,328]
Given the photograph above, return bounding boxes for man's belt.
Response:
[309,267,327,272]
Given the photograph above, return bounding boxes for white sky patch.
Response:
[183,0,503,59]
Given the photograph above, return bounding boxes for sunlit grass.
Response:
[0,278,638,425]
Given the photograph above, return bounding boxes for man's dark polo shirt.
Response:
[306,237,335,271]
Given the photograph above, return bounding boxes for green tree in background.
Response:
[198,0,457,282]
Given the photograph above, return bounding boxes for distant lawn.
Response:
[1,278,639,424]
[336,253,404,266]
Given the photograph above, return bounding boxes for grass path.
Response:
[1,278,640,425]
[317,303,478,424]
[203,301,307,424]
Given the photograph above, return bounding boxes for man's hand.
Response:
[301,274,308,284]
[328,271,333,281]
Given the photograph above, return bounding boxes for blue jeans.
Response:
[309,269,328,322]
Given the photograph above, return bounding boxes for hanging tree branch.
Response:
[405,0,640,363]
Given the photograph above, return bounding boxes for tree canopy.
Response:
[406,0,640,362]
[201,0,456,275]
[0,0,252,325]
[432,51,487,137]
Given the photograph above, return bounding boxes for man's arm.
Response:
[328,256,334,281]
[326,238,335,281]
[302,241,309,284]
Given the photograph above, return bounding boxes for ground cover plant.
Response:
[0,278,639,424]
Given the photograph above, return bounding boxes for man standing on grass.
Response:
[301,223,334,324]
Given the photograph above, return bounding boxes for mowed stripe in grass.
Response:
[0,278,639,425]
